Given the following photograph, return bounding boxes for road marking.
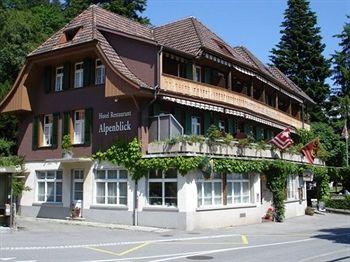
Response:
[0,258,16,261]
[85,237,315,262]
[86,247,121,257]
[86,242,149,257]
[0,233,240,251]
[117,242,149,256]
[298,248,350,262]
[241,235,248,245]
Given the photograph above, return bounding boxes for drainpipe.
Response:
[133,45,163,226]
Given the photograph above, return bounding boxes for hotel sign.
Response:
[98,111,132,135]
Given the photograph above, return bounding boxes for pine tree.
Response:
[64,0,150,24]
[270,0,331,122]
[329,16,350,133]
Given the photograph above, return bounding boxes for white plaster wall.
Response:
[285,200,307,219]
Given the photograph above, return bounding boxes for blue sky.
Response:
[144,0,349,88]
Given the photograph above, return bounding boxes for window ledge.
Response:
[142,206,179,212]
[89,205,128,210]
[196,204,257,212]
[33,202,63,207]
[285,199,303,204]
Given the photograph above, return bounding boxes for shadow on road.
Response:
[312,227,350,245]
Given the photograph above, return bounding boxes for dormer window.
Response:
[59,27,81,44]
[74,62,84,88]
[95,59,105,85]
[55,67,63,92]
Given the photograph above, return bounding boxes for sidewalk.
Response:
[17,216,171,233]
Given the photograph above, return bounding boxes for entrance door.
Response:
[72,170,84,202]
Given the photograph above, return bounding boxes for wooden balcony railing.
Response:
[161,74,309,130]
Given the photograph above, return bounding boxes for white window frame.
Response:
[94,169,128,206]
[55,67,63,91]
[36,170,63,203]
[197,173,223,207]
[73,110,85,144]
[95,59,105,85]
[195,66,201,82]
[72,169,84,201]
[287,175,297,200]
[43,114,53,147]
[227,173,251,205]
[74,62,84,88]
[148,169,178,207]
[191,116,201,135]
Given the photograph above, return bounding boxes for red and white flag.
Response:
[301,138,320,165]
[270,128,293,150]
[342,123,349,139]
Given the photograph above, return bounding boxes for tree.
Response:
[270,0,331,122]
[64,0,150,24]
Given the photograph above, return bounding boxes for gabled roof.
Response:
[29,5,152,89]
[27,5,312,103]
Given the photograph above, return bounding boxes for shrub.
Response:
[61,134,72,153]
[325,196,350,210]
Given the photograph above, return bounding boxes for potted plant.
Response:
[62,134,73,158]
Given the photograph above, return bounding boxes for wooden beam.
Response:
[227,71,232,90]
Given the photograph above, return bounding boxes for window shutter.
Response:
[52,113,59,148]
[174,107,182,123]
[204,68,211,84]
[256,126,264,141]
[84,108,93,145]
[43,66,52,94]
[83,58,92,87]
[63,62,71,90]
[214,116,219,127]
[186,63,193,80]
[62,111,70,138]
[91,59,96,85]
[204,111,211,134]
[185,111,191,135]
[228,118,234,135]
[32,116,39,150]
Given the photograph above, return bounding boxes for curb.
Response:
[326,208,350,215]
[17,216,171,233]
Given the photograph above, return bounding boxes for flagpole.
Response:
[346,118,349,167]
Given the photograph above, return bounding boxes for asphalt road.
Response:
[0,213,349,262]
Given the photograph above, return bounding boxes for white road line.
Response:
[298,248,350,262]
[0,258,16,261]
[0,233,240,251]
[84,238,315,262]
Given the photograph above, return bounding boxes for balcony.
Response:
[147,140,323,165]
[160,74,309,130]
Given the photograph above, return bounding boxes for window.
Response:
[36,171,62,203]
[219,120,225,132]
[287,175,297,200]
[55,67,63,91]
[73,169,84,201]
[95,59,105,85]
[94,169,128,205]
[227,174,250,205]
[195,66,201,82]
[74,62,84,88]
[197,173,222,207]
[191,116,201,135]
[43,114,53,147]
[73,110,85,144]
[148,169,177,207]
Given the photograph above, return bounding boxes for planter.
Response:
[62,151,73,159]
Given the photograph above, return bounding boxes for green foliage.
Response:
[61,134,72,152]
[325,195,350,210]
[265,160,299,222]
[12,177,31,197]
[0,155,23,167]
[64,0,150,24]
[312,165,330,200]
[0,138,15,156]
[206,124,222,142]
[270,0,331,122]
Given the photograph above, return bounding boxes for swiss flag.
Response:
[270,128,293,150]
[301,138,320,164]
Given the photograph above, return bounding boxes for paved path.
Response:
[0,213,349,261]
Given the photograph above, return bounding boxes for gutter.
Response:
[133,45,163,226]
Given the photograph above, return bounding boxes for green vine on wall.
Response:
[94,139,337,220]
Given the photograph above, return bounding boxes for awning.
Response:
[45,157,93,163]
